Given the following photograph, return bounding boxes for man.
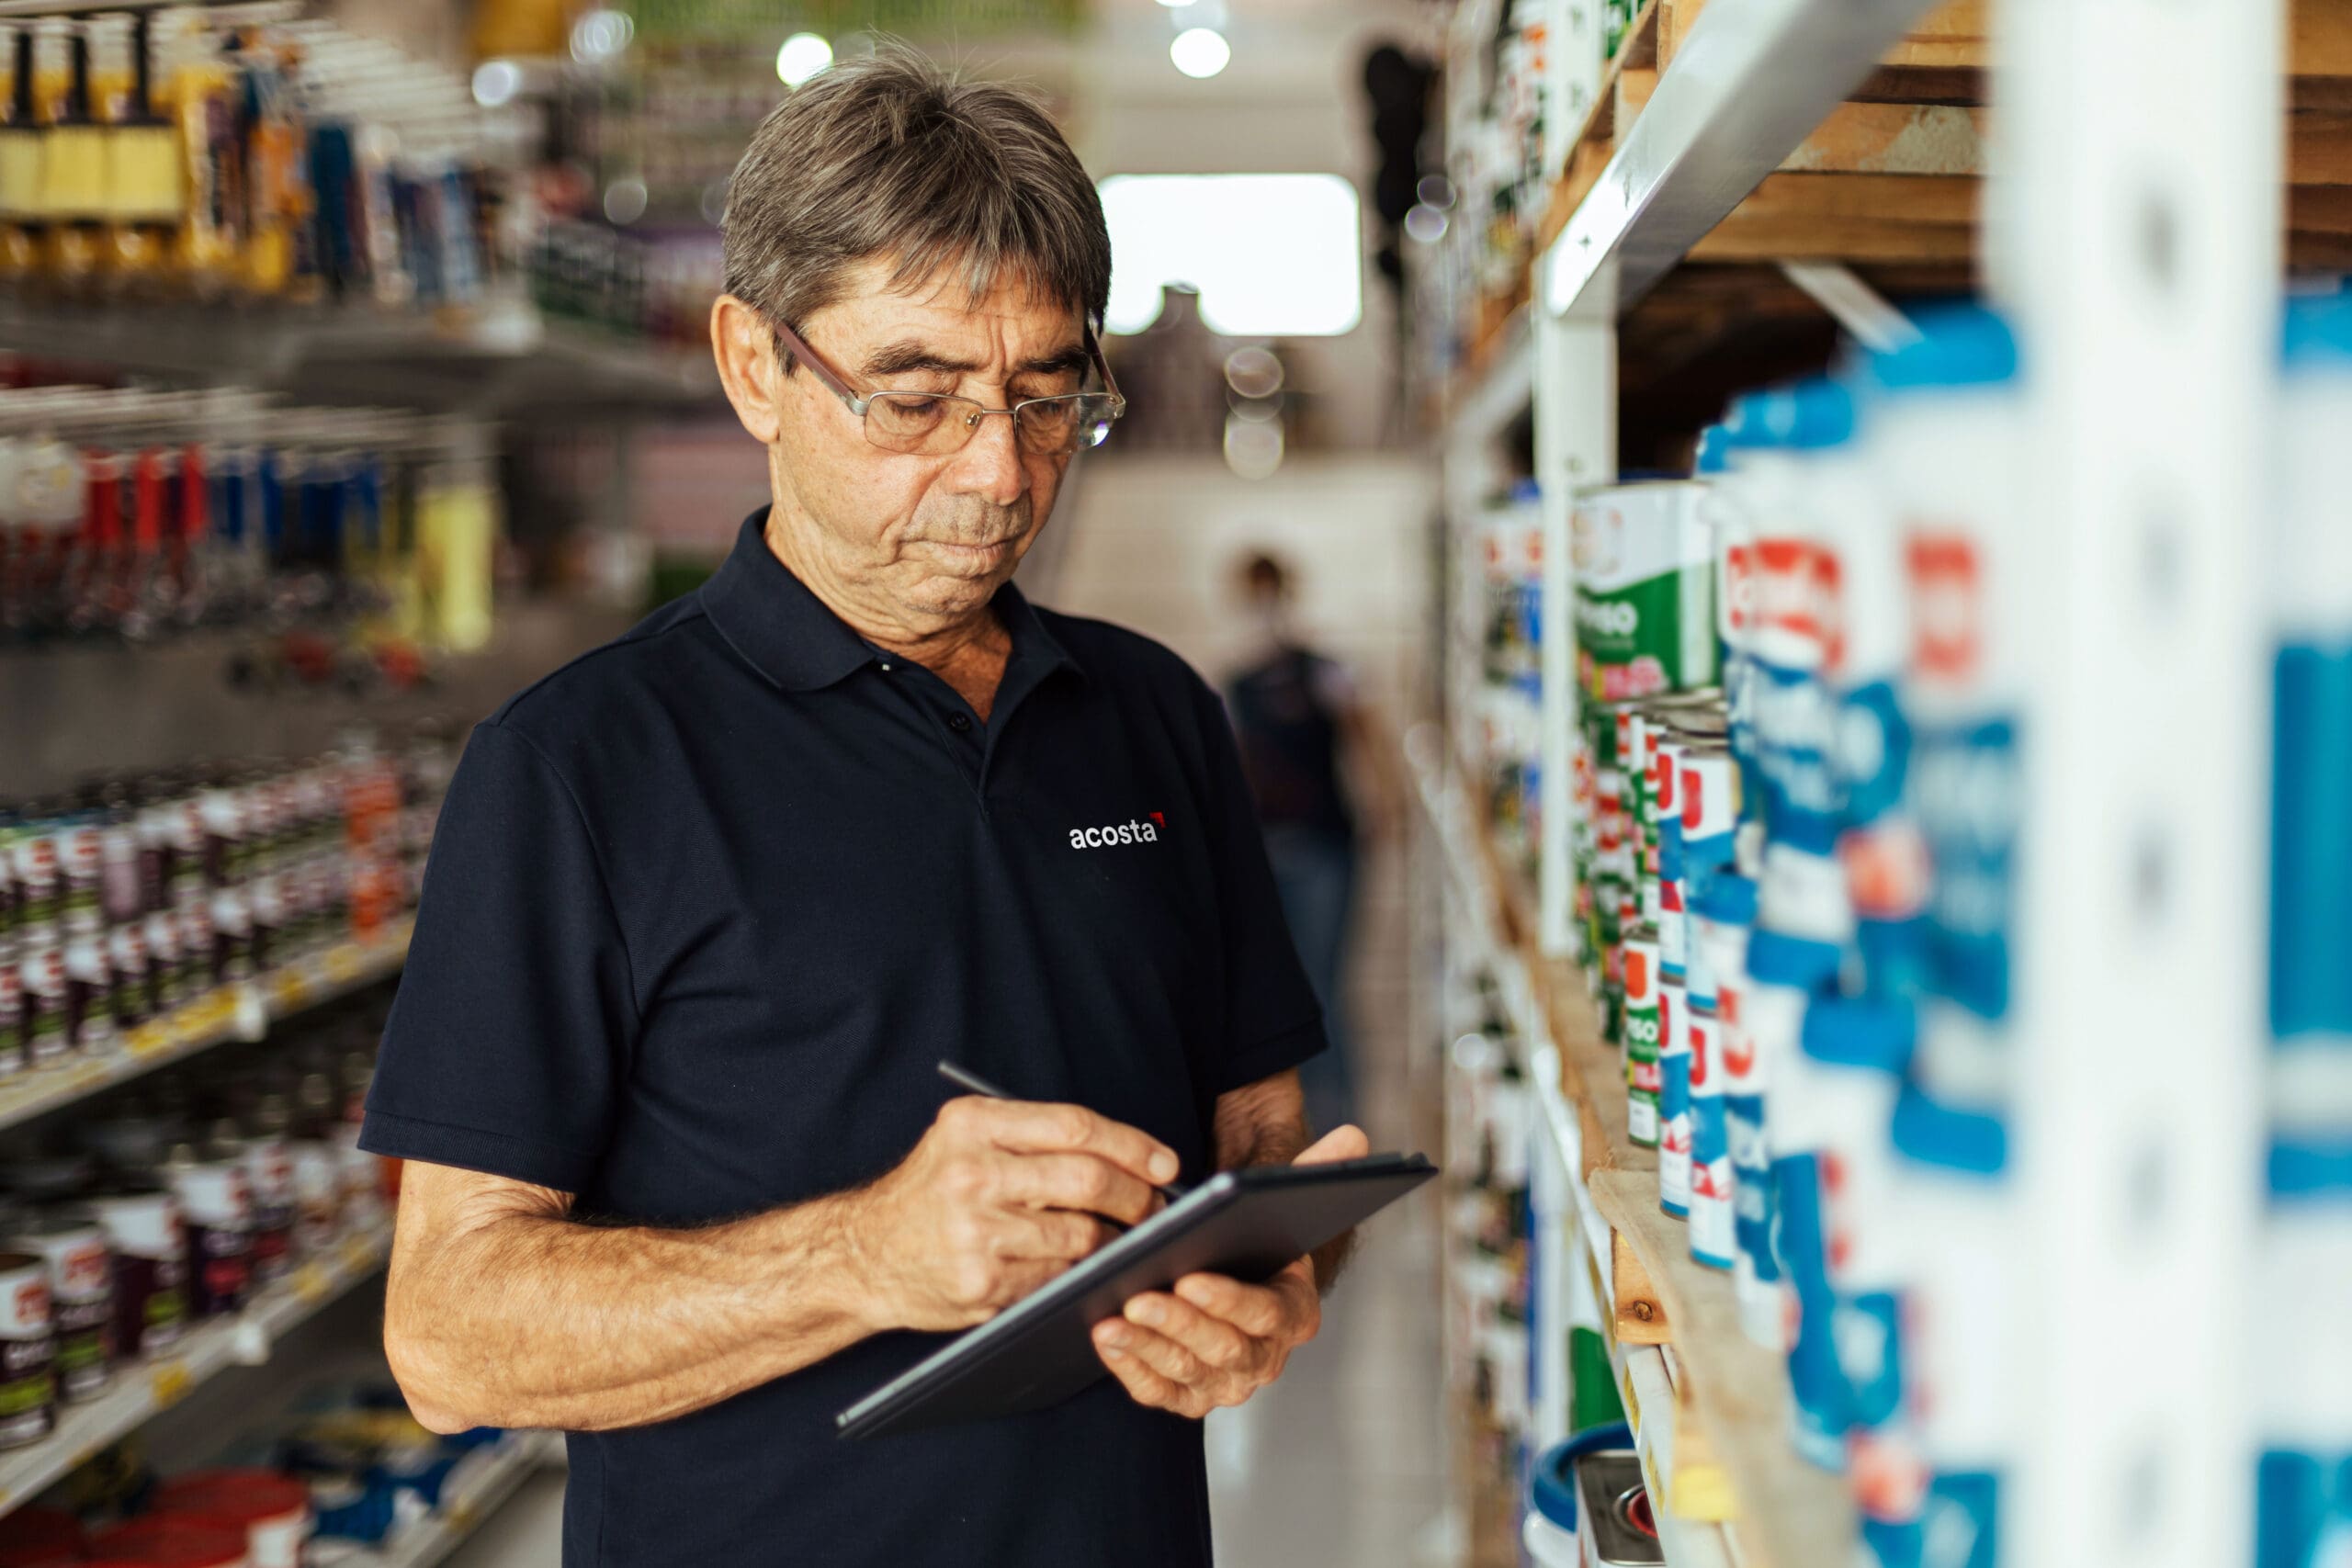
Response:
[362,46,1365,1568]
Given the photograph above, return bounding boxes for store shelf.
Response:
[358,1429,564,1568]
[1452,0,2352,358]
[1419,741,1855,1568]
[0,298,719,415]
[0,919,413,1140]
[0,1224,393,1517]
[1542,0,1947,319]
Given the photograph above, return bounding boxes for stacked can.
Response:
[1655,738,1692,1214]
[1702,431,1766,884]
[1849,305,2030,1568]
[1687,872,1753,1272]
[1707,384,1857,1350]
[1729,928,1838,1348]
[1772,995,1914,1472]
[1673,745,1740,1240]
[2257,297,2352,1568]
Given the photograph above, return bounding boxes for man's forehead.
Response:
[823,256,1081,343]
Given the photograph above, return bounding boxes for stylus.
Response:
[935,1059,1192,1201]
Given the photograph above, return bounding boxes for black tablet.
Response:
[835,1151,1437,1439]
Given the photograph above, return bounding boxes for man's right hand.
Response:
[846,1097,1181,1332]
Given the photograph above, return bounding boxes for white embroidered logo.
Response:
[1069,811,1166,850]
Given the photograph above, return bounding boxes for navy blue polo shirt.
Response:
[361,509,1327,1568]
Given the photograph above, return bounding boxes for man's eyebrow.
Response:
[1016,346,1090,378]
[862,340,985,378]
[859,339,1090,379]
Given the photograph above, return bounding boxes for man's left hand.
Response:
[1091,1123,1369,1418]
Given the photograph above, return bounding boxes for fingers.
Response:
[999,1206,1116,1264]
[1125,1291,1261,1376]
[991,1153,1159,1227]
[1294,1122,1372,1166]
[1093,1326,1195,1416]
[1170,1271,1295,1340]
[952,1097,1181,1187]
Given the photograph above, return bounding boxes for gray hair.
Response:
[720,45,1112,368]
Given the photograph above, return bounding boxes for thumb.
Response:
[1293,1123,1371,1166]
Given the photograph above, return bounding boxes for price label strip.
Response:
[151,1359,193,1408]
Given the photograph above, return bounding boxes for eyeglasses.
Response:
[770,317,1127,457]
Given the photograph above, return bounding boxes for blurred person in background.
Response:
[1226,551,1407,1136]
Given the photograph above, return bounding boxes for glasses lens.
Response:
[864,393,968,455]
[1017,394,1121,455]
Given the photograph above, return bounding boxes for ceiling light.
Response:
[571,10,633,64]
[470,60,522,108]
[776,32,833,88]
[1170,28,1230,80]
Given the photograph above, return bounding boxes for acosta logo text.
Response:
[1069,811,1165,850]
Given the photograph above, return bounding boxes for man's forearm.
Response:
[386,1176,876,1434]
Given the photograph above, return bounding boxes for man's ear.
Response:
[711,294,785,446]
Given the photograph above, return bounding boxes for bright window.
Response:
[1098,174,1364,337]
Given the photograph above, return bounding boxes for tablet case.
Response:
[835,1152,1436,1439]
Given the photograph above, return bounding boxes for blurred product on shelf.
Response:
[0,385,497,652]
[1444,993,1534,1491]
[0,976,402,1474]
[1487,297,2352,1564]
[1463,485,1544,886]
[526,219,719,357]
[2258,296,2352,1568]
[1572,481,1716,705]
[13,1382,527,1562]
[0,728,452,1079]
[0,9,503,309]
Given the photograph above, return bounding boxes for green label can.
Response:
[1574,482,1718,703]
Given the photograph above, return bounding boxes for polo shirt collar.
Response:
[702,508,1085,692]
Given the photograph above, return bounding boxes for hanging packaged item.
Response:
[99,11,184,291]
[164,11,241,296]
[0,27,43,287]
[34,19,106,297]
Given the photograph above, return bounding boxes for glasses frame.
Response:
[769,315,1127,457]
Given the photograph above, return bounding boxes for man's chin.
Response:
[907,567,1014,621]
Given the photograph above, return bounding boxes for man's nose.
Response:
[941,411,1028,507]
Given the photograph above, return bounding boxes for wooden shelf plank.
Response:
[1592,1170,1858,1568]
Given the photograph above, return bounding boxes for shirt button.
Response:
[947,713,973,733]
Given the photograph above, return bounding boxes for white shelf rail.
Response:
[1541,0,1949,321]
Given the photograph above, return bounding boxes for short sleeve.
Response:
[1192,680,1329,1091]
[360,721,637,1192]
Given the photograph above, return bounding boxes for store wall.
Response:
[1045,453,1435,721]
[1069,9,1423,453]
